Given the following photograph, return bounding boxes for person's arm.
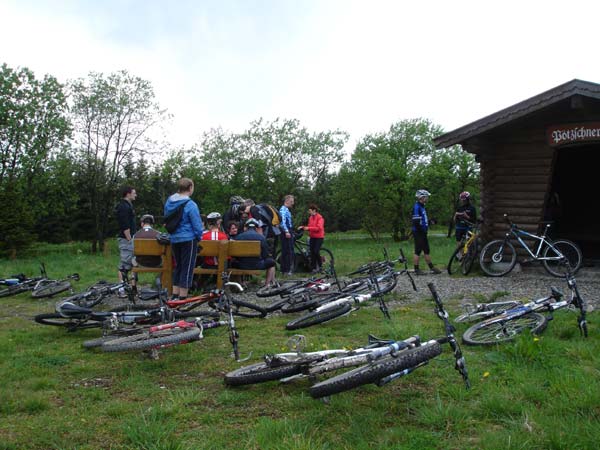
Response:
[189,202,204,240]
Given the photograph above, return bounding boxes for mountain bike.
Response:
[479,214,582,277]
[224,283,469,398]
[309,283,469,398]
[1,263,79,298]
[447,220,481,276]
[454,299,523,323]
[274,231,335,276]
[462,267,589,345]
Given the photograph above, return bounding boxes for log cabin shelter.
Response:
[434,79,600,263]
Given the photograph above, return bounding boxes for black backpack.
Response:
[164,200,190,233]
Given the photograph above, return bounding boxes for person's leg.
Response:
[310,238,323,271]
[422,238,441,274]
[171,242,182,298]
[280,235,291,273]
[177,240,198,298]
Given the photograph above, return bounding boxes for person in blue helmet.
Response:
[411,189,441,275]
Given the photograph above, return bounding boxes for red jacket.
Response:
[305,213,325,238]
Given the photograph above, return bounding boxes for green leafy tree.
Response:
[0,64,70,255]
[69,70,169,251]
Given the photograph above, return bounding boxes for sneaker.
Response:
[430,267,442,275]
[414,268,425,276]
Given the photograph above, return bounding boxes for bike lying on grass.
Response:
[0,263,79,298]
[224,282,470,399]
[462,267,589,345]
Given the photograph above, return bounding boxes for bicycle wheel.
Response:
[318,248,335,276]
[82,332,139,348]
[447,246,465,275]
[542,239,582,277]
[461,241,478,275]
[479,240,517,277]
[0,283,33,298]
[33,313,102,330]
[285,303,352,330]
[462,313,548,346]
[256,281,295,298]
[101,327,201,352]
[309,343,442,398]
[31,280,72,298]
[224,361,304,386]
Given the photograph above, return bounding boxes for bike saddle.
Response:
[367,334,395,346]
[56,301,93,317]
[138,288,165,301]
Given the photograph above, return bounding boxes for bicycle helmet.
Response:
[230,195,245,205]
[415,189,431,199]
[245,218,262,228]
[207,212,222,220]
[140,214,155,225]
[459,191,471,201]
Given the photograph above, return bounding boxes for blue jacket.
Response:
[411,201,429,233]
[164,193,203,244]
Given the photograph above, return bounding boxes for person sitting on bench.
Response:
[231,218,276,287]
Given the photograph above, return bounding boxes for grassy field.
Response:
[0,233,598,449]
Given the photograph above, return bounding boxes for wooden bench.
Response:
[131,239,172,292]
[193,240,262,289]
[133,239,263,293]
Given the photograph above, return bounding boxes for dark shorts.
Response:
[456,228,468,242]
[413,231,430,255]
[231,257,276,270]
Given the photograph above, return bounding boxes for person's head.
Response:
[415,189,431,203]
[308,204,319,215]
[121,186,137,201]
[140,214,154,227]
[177,178,194,195]
[284,195,295,207]
[226,221,239,236]
[459,191,471,204]
[206,212,222,228]
[243,198,255,214]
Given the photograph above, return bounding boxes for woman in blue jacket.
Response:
[164,178,203,299]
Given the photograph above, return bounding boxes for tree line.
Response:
[0,63,479,257]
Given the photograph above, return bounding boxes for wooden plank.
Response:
[228,241,261,257]
[494,159,552,168]
[494,183,547,192]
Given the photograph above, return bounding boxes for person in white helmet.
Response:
[411,190,441,275]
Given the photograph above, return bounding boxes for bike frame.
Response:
[505,224,564,262]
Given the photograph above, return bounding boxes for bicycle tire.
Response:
[286,302,352,330]
[447,246,465,275]
[318,248,335,276]
[462,312,548,346]
[0,283,33,298]
[372,273,397,295]
[31,280,72,298]
[256,282,295,298]
[542,239,582,277]
[461,241,478,275]
[479,240,517,277]
[224,361,304,386]
[33,313,103,330]
[281,296,321,314]
[82,333,138,348]
[101,327,201,352]
[309,342,442,398]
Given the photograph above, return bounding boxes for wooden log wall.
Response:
[477,138,555,255]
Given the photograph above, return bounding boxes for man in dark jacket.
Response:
[116,186,137,286]
[233,218,276,287]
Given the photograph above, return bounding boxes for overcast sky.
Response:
[2,0,599,151]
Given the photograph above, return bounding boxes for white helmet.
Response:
[207,212,221,220]
[415,189,431,199]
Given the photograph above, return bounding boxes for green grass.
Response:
[0,234,598,449]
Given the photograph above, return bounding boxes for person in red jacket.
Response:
[298,204,325,273]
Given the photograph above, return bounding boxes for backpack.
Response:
[164,200,190,233]
[255,204,282,235]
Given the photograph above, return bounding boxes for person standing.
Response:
[454,191,477,242]
[411,189,441,275]
[298,204,325,273]
[279,194,295,275]
[116,186,137,288]
[164,178,203,299]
